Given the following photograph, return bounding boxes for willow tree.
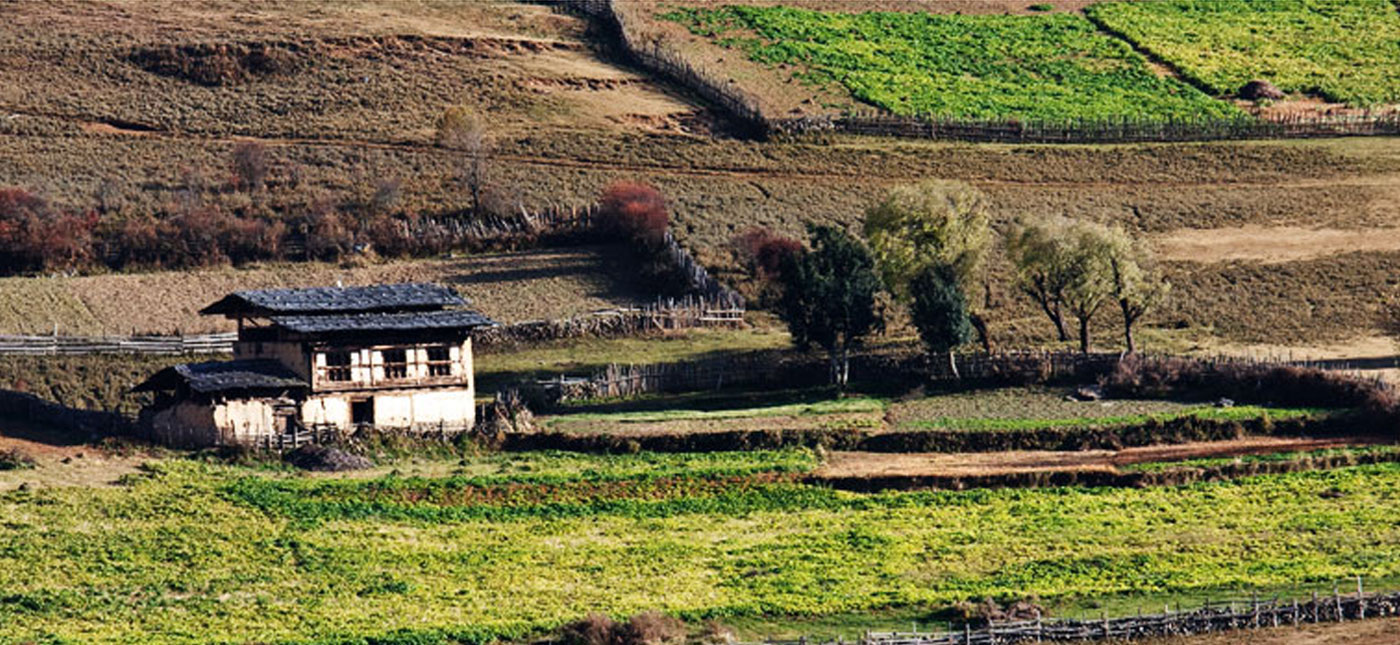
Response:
[1104,226,1170,354]
[863,180,993,349]
[1006,216,1078,342]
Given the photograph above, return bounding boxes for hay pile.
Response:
[284,444,372,472]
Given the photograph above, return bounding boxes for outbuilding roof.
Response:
[132,359,308,394]
[200,283,467,317]
[268,310,498,335]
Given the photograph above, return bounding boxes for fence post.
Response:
[1357,575,1364,620]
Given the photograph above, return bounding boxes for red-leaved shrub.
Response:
[0,188,98,273]
[732,227,803,279]
[599,181,668,248]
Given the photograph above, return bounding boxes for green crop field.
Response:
[661,5,1241,120]
[4,455,1400,644]
[1087,0,1400,105]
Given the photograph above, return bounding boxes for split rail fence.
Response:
[760,581,1399,645]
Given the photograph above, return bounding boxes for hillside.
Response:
[2,1,1400,354]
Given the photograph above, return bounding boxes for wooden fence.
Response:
[0,332,236,356]
[564,0,768,136]
[761,581,1398,645]
[773,110,1400,144]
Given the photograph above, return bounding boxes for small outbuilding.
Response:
[134,283,498,449]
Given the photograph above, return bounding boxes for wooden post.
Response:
[1313,591,1319,623]
[1334,582,1343,621]
[1357,575,1364,620]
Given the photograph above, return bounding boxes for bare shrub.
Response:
[697,620,735,645]
[560,613,618,645]
[1104,354,1397,415]
[370,177,403,214]
[437,106,492,213]
[952,596,1044,626]
[231,141,269,192]
[559,612,686,645]
[620,611,686,645]
[599,181,668,249]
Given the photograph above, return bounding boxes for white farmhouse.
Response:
[134,283,497,448]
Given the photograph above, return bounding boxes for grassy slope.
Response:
[3,459,1400,643]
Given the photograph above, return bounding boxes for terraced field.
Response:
[4,455,1400,644]
[661,5,1238,120]
[1087,0,1400,106]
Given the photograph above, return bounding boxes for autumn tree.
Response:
[863,180,993,349]
[778,226,882,387]
[436,106,491,214]
[1006,216,1078,342]
[1104,226,1170,353]
[1060,220,1116,354]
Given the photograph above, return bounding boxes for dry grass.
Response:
[0,418,156,490]
[1156,225,1400,264]
[0,245,652,335]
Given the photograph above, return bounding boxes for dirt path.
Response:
[817,437,1375,478]
[1157,225,1400,263]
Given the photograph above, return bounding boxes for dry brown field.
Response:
[1,2,1399,353]
[0,245,650,335]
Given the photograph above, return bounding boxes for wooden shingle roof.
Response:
[133,359,307,394]
[200,283,467,317]
[268,310,497,335]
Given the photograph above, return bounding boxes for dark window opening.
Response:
[382,348,408,379]
[351,398,374,426]
[426,345,452,377]
[325,351,352,382]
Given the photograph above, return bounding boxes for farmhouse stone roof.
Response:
[133,359,308,394]
[200,283,467,317]
[268,310,498,334]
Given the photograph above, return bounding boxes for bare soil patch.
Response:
[1157,225,1400,264]
[0,418,154,490]
[817,437,1375,478]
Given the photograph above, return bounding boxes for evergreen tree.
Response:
[778,226,883,387]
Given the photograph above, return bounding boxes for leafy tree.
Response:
[436,106,491,214]
[863,180,993,349]
[909,263,974,378]
[1006,216,1078,342]
[1061,220,1115,354]
[1103,226,1170,353]
[778,226,883,387]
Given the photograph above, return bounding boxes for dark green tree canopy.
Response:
[909,263,973,355]
[778,226,883,385]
